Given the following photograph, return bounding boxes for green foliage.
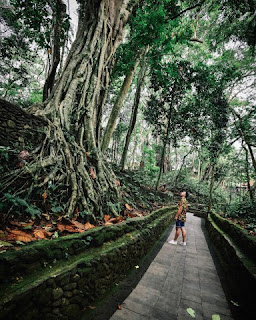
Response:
[143,145,159,179]
[226,198,256,223]
[1,193,42,219]
[0,0,70,102]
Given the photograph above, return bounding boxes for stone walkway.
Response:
[110,213,233,320]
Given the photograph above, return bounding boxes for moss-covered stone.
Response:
[52,287,63,300]
[62,304,80,319]
[63,283,77,291]
[0,207,175,320]
[206,214,256,319]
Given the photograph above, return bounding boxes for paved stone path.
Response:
[110,212,233,320]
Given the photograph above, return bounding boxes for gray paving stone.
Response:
[149,307,177,320]
[139,272,166,291]
[121,298,152,317]
[202,301,232,317]
[154,293,181,312]
[128,284,160,306]
[181,287,202,304]
[111,308,147,320]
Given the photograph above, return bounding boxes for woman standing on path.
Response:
[168,191,188,246]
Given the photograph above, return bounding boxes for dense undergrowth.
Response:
[0,153,173,251]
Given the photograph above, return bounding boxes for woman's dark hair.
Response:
[186,191,189,199]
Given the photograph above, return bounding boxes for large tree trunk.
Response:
[120,48,148,169]
[101,52,142,153]
[2,0,138,219]
[43,0,67,101]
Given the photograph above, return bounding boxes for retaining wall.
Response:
[206,212,256,319]
[0,206,176,320]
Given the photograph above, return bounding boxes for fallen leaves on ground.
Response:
[33,228,53,239]
[108,216,124,224]
[117,304,122,310]
[6,228,34,242]
[125,204,133,211]
[104,215,111,222]
[186,307,196,318]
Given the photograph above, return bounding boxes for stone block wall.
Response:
[0,98,46,149]
[210,212,256,264]
[206,213,256,319]
[0,206,176,320]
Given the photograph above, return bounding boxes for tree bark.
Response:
[43,0,67,101]
[207,163,215,214]
[120,47,148,169]
[242,144,254,201]
[101,52,142,153]
[230,106,256,176]
[2,0,139,219]
[174,147,194,185]
[155,100,174,190]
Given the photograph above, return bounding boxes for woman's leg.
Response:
[174,227,181,241]
[181,227,186,242]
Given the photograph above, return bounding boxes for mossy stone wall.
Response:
[206,213,256,319]
[210,212,256,264]
[0,207,175,320]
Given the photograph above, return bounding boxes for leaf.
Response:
[231,300,239,307]
[128,212,137,218]
[105,221,113,226]
[23,225,33,230]
[42,192,47,201]
[89,306,95,310]
[53,231,59,238]
[109,216,124,224]
[10,221,24,227]
[84,222,95,230]
[0,240,13,247]
[135,265,139,269]
[6,228,34,242]
[125,204,133,211]
[16,241,25,245]
[42,213,51,220]
[33,229,48,239]
[89,167,96,179]
[115,179,120,187]
[186,308,196,318]
[212,315,221,320]
[104,215,111,222]
[51,206,63,213]
[57,224,80,233]
[71,220,86,230]
[117,304,122,310]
